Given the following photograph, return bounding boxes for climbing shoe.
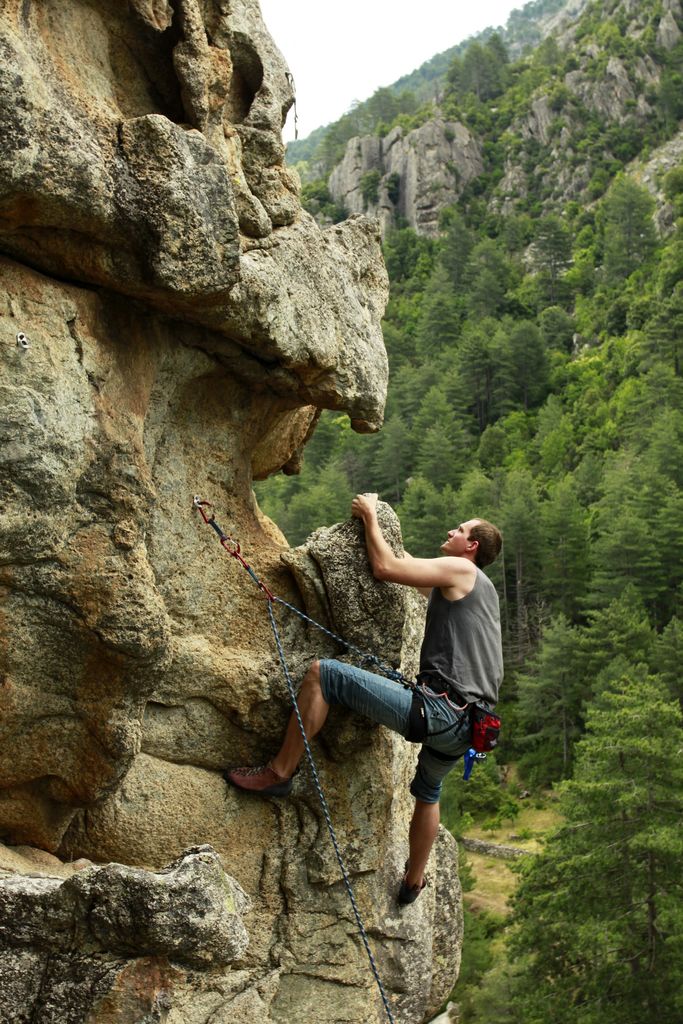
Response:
[397,861,427,906]
[224,762,294,797]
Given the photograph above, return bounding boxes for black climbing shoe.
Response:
[397,860,427,906]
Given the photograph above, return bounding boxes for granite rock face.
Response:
[0,2,462,1021]
[0,234,462,1024]
[0,844,249,966]
[0,845,251,1022]
[54,503,461,1024]
[328,117,483,237]
[0,0,389,429]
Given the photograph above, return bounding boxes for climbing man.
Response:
[226,494,503,905]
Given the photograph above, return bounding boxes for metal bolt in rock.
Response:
[16,331,30,350]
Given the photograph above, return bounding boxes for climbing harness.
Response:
[194,497,397,1024]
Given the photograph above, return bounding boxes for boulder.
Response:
[0,845,250,1022]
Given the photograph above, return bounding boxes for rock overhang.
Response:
[0,0,389,434]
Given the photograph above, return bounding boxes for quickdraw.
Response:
[193,497,275,600]
[193,496,408,683]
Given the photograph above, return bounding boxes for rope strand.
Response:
[267,601,397,1024]
[194,498,398,1024]
[274,596,411,686]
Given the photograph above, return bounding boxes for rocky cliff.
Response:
[0,1,461,1022]
[494,0,683,215]
[0,845,251,1022]
[328,118,483,237]
[322,0,682,237]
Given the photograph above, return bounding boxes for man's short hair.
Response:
[469,519,502,568]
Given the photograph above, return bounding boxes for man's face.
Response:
[440,519,480,557]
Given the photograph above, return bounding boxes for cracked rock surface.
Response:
[0,2,462,1021]
[0,845,250,1022]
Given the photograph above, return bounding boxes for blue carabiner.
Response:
[463,748,487,780]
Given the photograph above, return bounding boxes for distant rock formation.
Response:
[0,2,461,1020]
[328,118,484,236]
[631,127,683,234]
[494,0,681,215]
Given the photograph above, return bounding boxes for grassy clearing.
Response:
[461,786,563,914]
[463,852,518,916]
[467,790,563,853]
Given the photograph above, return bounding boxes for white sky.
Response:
[259,1,525,141]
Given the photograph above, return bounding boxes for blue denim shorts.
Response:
[319,659,472,804]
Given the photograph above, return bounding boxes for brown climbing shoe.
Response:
[224,762,293,797]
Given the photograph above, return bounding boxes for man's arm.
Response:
[351,494,475,598]
[402,553,433,598]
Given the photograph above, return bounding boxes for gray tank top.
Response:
[419,568,503,707]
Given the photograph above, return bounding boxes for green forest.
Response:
[257,1,683,1020]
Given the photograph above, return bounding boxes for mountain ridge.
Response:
[285,0,590,169]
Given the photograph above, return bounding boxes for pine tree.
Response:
[507,320,549,411]
[540,476,591,620]
[533,394,576,478]
[415,420,472,492]
[532,215,573,303]
[415,264,464,357]
[538,304,575,353]
[580,585,654,698]
[438,210,474,290]
[515,614,587,783]
[372,414,411,503]
[590,457,662,612]
[652,616,683,707]
[510,673,683,1024]
[284,460,354,544]
[452,320,515,433]
[397,477,455,557]
[500,467,543,661]
[653,485,683,624]
[464,240,514,319]
[601,176,657,284]
[454,468,500,522]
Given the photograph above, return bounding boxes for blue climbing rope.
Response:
[267,601,397,1024]
[194,498,398,1024]
[274,595,409,685]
